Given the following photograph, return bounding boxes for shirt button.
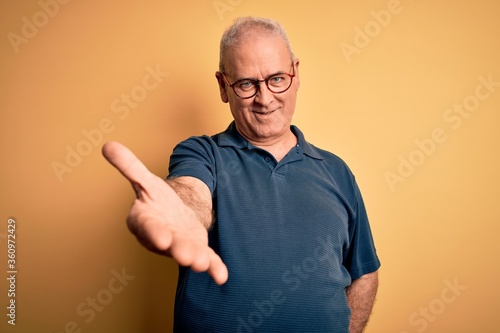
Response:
[265,157,271,162]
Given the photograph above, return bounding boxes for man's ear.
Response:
[215,71,229,103]
[293,59,300,90]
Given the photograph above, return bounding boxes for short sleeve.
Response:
[343,179,381,280]
[168,136,217,195]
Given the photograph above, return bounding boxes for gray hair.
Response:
[218,16,296,73]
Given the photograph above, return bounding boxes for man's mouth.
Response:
[253,109,276,116]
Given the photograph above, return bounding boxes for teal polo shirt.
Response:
[168,122,380,333]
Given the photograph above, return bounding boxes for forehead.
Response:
[224,32,291,78]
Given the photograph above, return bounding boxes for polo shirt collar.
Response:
[217,121,324,160]
[291,125,324,160]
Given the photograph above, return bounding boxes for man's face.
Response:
[216,32,300,144]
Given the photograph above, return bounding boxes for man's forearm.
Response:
[346,270,379,333]
[166,176,213,229]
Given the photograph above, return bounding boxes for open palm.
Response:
[102,141,228,285]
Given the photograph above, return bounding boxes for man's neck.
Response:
[247,130,298,162]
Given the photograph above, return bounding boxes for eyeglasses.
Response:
[222,65,295,99]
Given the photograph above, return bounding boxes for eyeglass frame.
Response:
[221,64,296,99]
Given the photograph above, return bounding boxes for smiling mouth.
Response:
[253,110,276,116]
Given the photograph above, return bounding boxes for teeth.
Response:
[256,110,274,115]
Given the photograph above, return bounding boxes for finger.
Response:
[179,250,228,286]
[102,141,155,187]
[207,250,229,285]
[169,239,228,285]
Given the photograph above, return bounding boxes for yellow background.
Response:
[1,0,499,332]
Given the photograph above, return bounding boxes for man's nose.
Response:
[253,81,274,106]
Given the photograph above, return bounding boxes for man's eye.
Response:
[238,80,255,90]
[269,75,285,85]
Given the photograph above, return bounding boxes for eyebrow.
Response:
[233,70,289,83]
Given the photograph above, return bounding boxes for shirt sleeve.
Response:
[167,136,217,195]
[343,179,381,280]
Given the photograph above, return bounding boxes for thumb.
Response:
[102,141,155,191]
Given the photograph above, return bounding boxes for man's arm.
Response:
[346,270,379,333]
[166,176,213,230]
[102,141,228,285]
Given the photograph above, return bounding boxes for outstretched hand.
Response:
[102,141,228,285]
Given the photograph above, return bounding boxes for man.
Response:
[103,17,380,332]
